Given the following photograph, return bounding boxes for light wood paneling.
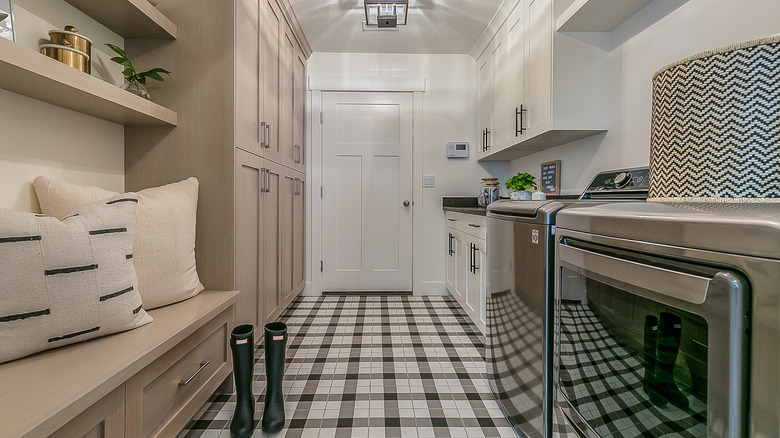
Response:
[262,0,283,164]
[124,0,235,291]
[64,0,177,39]
[263,160,284,323]
[0,38,177,126]
[234,149,264,326]
[235,0,262,156]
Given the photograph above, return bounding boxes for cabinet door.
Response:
[445,229,457,296]
[453,230,467,305]
[467,238,487,334]
[506,2,527,143]
[476,51,492,159]
[491,24,509,151]
[261,0,282,163]
[235,149,264,327]
[50,386,124,438]
[280,169,295,309]
[262,160,283,324]
[235,0,261,156]
[292,50,306,172]
[292,173,306,295]
[524,0,553,139]
[280,25,296,169]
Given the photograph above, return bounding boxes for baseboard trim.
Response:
[321,291,413,296]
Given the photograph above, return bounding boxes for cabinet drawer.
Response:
[445,212,487,240]
[126,307,233,438]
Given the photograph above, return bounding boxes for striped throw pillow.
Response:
[0,193,153,363]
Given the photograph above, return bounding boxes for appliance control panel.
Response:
[446,142,469,158]
[581,167,650,199]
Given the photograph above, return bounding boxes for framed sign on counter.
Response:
[541,160,560,195]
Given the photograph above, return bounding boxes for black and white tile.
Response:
[178,296,517,438]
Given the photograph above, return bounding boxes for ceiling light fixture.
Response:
[364,0,408,28]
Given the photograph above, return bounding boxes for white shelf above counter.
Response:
[0,38,177,126]
[556,0,653,32]
[64,0,177,39]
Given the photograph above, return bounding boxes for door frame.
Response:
[307,79,425,296]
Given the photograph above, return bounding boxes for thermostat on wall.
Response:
[446,142,469,158]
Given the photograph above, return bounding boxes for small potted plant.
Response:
[506,172,538,200]
[106,43,171,100]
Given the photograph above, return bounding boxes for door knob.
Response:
[403,200,410,207]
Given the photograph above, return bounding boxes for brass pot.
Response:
[40,44,91,74]
[48,26,92,59]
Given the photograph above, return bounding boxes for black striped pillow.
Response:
[0,193,152,363]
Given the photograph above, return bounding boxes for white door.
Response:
[322,92,413,292]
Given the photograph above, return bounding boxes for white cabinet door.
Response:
[445,229,459,299]
[466,238,487,334]
[524,0,553,139]
[454,230,468,305]
[506,1,527,143]
[490,24,509,151]
[477,51,492,159]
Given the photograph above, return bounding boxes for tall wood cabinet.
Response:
[125,0,309,338]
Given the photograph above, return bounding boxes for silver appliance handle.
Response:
[559,242,711,305]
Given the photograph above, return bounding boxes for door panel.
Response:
[293,51,306,172]
[292,174,305,294]
[262,0,281,163]
[235,0,261,155]
[234,149,263,327]
[280,27,296,169]
[322,92,413,291]
[262,161,282,323]
[525,0,552,138]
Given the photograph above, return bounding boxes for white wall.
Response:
[306,53,508,295]
[0,0,125,212]
[509,0,780,194]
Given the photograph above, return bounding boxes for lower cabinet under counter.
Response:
[445,211,487,334]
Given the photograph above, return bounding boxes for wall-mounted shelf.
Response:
[64,0,177,39]
[0,38,177,126]
[556,0,653,32]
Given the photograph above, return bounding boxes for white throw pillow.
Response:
[33,176,205,309]
[0,193,153,363]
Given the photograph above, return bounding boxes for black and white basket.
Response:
[649,36,780,203]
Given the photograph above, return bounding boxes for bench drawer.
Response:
[126,307,233,438]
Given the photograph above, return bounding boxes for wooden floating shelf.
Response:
[64,0,177,39]
[0,38,177,126]
[556,0,653,32]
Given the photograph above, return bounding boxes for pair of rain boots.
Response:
[229,322,288,438]
[642,312,689,408]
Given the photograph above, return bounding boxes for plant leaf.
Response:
[143,67,172,75]
[122,67,135,77]
[105,43,127,59]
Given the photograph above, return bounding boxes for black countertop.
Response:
[442,197,486,216]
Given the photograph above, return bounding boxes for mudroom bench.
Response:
[0,290,238,438]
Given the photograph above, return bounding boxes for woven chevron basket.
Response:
[649,36,780,203]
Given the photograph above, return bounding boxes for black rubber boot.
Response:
[262,322,287,434]
[656,312,689,408]
[230,324,256,438]
[642,315,667,406]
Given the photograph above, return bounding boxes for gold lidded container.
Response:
[40,44,90,73]
[41,25,92,73]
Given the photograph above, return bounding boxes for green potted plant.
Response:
[506,172,538,200]
[106,43,171,100]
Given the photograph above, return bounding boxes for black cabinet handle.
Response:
[516,105,527,136]
[473,245,480,271]
[485,129,490,151]
[468,223,481,228]
[448,233,453,256]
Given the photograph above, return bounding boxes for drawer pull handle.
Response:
[179,361,210,386]
[468,223,481,228]
[447,218,456,222]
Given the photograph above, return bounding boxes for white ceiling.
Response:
[286,0,505,54]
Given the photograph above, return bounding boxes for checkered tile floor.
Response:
[178,296,518,438]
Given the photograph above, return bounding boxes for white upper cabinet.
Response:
[476,50,493,160]
[476,0,609,161]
